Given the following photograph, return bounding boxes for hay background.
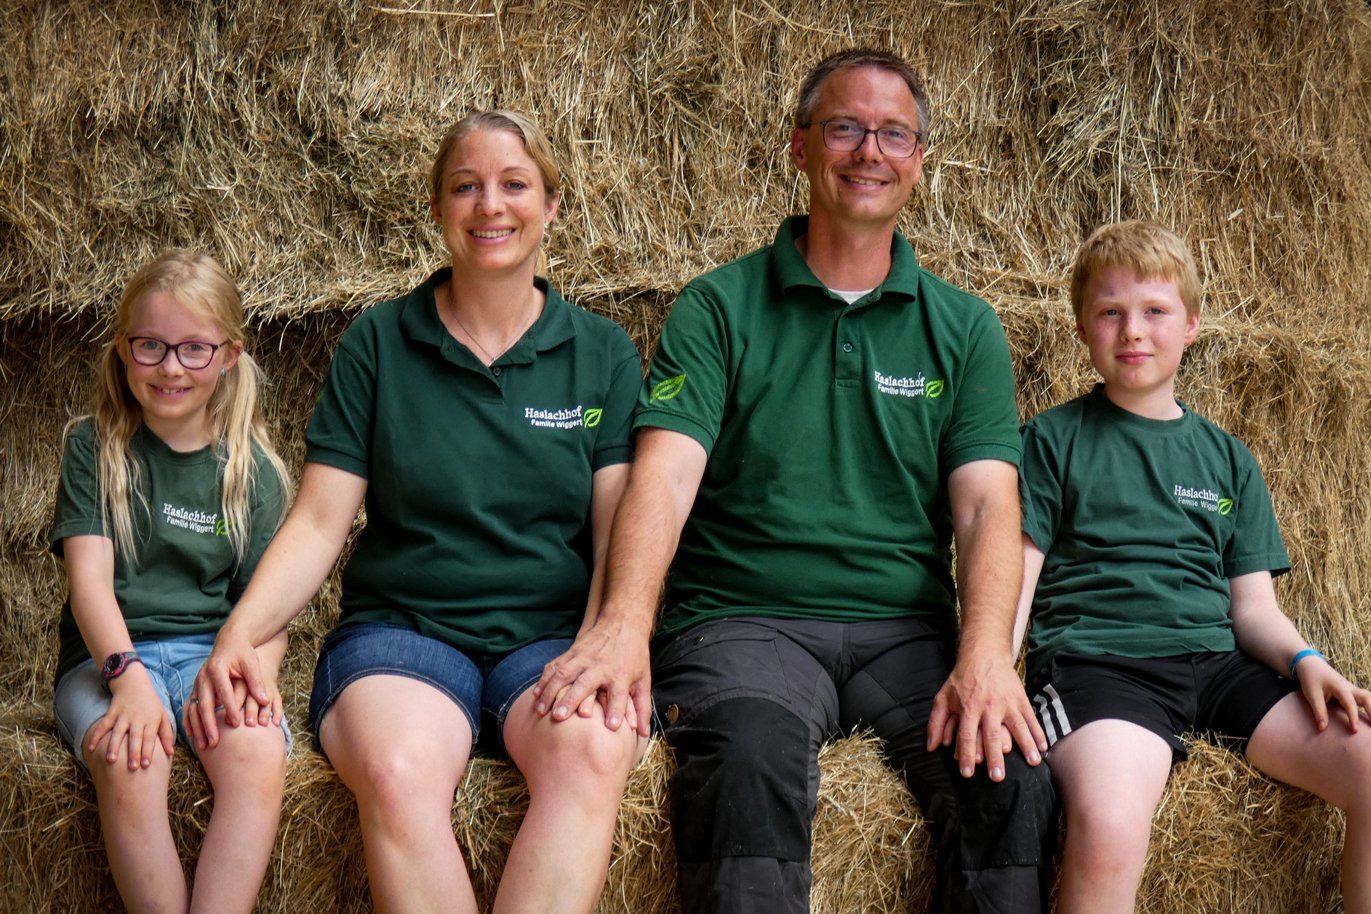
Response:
[3,0,1371,911]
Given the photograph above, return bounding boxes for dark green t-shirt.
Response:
[1019,386,1290,680]
[52,419,286,682]
[637,216,1021,641]
[306,269,641,654]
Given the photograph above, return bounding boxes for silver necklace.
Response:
[443,286,536,366]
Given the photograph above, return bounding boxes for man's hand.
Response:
[927,651,1045,781]
[532,616,652,738]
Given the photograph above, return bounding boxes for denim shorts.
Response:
[308,622,572,756]
[52,632,293,773]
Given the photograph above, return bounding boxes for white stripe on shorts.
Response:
[1033,683,1072,748]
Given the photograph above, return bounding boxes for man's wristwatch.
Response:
[101,651,144,690]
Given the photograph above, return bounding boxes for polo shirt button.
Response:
[492,366,502,376]
[842,342,854,353]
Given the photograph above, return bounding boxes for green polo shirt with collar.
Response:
[638,216,1021,642]
[307,268,641,654]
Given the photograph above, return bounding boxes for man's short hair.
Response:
[1069,220,1203,320]
[793,49,929,141]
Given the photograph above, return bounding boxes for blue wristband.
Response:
[1290,648,1326,681]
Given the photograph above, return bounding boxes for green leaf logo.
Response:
[1217,498,1234,516]
[583,408,603,428]
[925,380,945,399]
[650,373,687,403]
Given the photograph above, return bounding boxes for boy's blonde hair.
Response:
[85,249,289,564]
[1069,220,1202,321]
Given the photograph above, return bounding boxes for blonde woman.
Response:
[189,110,646,914]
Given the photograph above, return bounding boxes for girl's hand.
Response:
[1296,655,1371,733]
[87,667,175,770]
[238,671,282,728]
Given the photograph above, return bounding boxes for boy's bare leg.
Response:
[1048,719,1173,914]
[1247,693,1371,914]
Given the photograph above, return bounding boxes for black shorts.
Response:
[1027,650,1296,762]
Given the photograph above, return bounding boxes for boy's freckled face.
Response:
[1076,266,1200,406]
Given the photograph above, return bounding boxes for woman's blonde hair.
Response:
[429,109,561,274]
[84,249,289,564]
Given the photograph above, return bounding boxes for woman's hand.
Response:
[185,625,266,750]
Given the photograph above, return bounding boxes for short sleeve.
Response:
[52,420,107,553]
[1222,449,1290,579]
[591,330,643,470]
[230,455,289,597]
[305,321,378,479]
[633,283,730,454]
[1019,416,1063,554]
[940,306,1021,472]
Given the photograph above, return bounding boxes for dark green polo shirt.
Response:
[52,419,286,682]
[307,269,640,654]
[638,216,1021,641]
[1020,385,1289,680]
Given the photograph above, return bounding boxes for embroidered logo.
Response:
[650,374,686,402]
[163,504,221,536]
[873,370,945,400]
[1174,485,1231,515]
[525,405,592,430]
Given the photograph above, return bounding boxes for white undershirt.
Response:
[830,287,875,304]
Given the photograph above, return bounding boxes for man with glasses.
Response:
[535,48,1057,913]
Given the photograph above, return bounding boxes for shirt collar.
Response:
[769,215,922,306]
[399,268,576,366]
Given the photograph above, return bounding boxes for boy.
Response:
[1015,220,1371,913]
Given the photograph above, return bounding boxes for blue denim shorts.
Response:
[308,622,572,755]
[52,632,293,772]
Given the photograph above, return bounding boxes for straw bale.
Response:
[3,1,1370,337]
[0,701,936,914]
[6,304,1371,911]
[0,693,1353,912]
[810,735,932,913]
[1144,740,1343,913]
[5,0,1371,910]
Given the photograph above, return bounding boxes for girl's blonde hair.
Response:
[87,249,289,563]
[429,109,561,274]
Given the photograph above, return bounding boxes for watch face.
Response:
[102,652,130,679]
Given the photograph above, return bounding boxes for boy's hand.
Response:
[1296,656,1371,732]
[88,667,175,770]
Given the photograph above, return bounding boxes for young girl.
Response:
[51,250,293,914]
